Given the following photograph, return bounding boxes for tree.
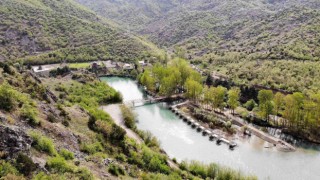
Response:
[140,70,156,91]
[227,88,240,115]
[273,92,285,125]
[258,90,274,122]
[283,94,295,127]
[159,75,176,96]
[274,92,284,116]
[210,86,227,112]
[184,78,203,102]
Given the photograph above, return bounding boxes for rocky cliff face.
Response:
[0,124,32,158]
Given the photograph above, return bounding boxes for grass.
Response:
[29,131,57,156]
[68,63,91,69]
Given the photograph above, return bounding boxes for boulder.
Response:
[0,125,32,158]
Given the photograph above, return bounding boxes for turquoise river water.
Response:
[101,76,320,180]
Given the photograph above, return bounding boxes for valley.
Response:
[0,0,320,179]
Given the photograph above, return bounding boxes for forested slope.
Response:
[0,0,162,64]
[76,0,320,92]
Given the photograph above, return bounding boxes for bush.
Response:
[15,153,36,176]
[179,160,257,180]
[29,131,57,155]
[120,105,136,129]
[80,142,103,155]
[138,130,160,148]
[110,124,126,142]
[33,172,65,180]
[59,149,74,160]
[21,103,39,126]
[108,164,125,177]
[46,156,74,173]
[0,83,18,111]
[47,113,58,123]
[76,168,94,180]
[0,161,18,177]
[244,99,257,111]
[116,153,127,162]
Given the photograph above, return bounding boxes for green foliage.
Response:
[203,86,227,111]
[21,103,39,126]
[33,172,66,180]
[180,160,257,180]
[258,90,274,121]
[46,157,74,174]
[141,172,182,180]
[0,160,19,177]
[29,131,57,156]
[244,99,257,111]
[139,59,202,96]
[127,144,170,174]
[120,105,136,129]
[227,88,241,114]
[76,168,94,180]
[15,154,36,176]
[108,164,125,177]
[80,142,103,155]
[184,78,203,100]
[139,70,156,91]
[138,130,161,148]
[0,83,18,111]
[1,0,161,64]
[59,149,74,160]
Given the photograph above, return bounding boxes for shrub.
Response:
[29,131,57,155]
[59,149,74,160]
[47,113,58,123]
[15,153,36,176]
[110,124,126,142]
[33,172,65,180]
[0,83,18,111]
[108,164,125,177]
[120,105,136,129]
[80,142,103,155]
[0,161,18,177]
[76,168,94,180]
[138,130,160,148]
[115,153,127,162]
[244,99,257,111]
[46,156,74,173]
[21,103,39,126]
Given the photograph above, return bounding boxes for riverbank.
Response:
[175,101,295,152]
[102,104,179,169]
[101,76,320,180]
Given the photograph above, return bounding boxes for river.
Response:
[101,76,320,180]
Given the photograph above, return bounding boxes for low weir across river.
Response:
[101,76,320,180]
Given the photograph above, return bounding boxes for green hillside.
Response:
[75,0,320,92]
[0,0,163,64]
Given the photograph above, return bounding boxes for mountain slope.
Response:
[0,0,163,64]
[77,0,320,61]
[76,0,320,92]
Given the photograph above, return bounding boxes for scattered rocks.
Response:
[0,125,32,158]
[102,158,114,166]
[0,115,7,122]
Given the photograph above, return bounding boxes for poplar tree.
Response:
[258,90,274,122]
[227,88,240,115]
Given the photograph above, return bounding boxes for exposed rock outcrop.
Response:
[0,125,32,158]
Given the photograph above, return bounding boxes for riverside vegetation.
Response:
[1,0,320,179]
[139,59,320,143]
[0,63,257,179]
